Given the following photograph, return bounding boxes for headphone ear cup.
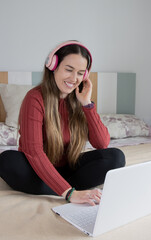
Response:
[47,54,58,71]
[83,69,88,80]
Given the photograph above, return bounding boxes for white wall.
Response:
[0,0,151,125]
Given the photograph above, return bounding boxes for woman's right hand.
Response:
[69,188,102,206]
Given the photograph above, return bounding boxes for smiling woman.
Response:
[54,54,88,99]
[0,40,125,206]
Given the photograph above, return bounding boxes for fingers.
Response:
[70,188,102,206]
[87,189,102,205]
[83,77,92,86]
[82,78,92,91]
[75,79,92,106]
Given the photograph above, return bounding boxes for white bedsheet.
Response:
[0,143,151,240]
[1,136,151,154]
[85,137,151,150]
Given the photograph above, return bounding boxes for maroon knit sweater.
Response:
[18,86,110,195]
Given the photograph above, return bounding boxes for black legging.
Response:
[0,148,125,195]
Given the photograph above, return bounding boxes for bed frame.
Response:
[0,72,98,122]
[0,71,136,122]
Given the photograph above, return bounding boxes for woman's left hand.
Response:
[75,78,92,106]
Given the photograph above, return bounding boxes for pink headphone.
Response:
[45,40,92,80]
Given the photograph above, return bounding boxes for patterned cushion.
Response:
[100,114,151,139]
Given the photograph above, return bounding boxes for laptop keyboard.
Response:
[65,204,99,228]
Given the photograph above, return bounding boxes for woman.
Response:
[0,40,125,206]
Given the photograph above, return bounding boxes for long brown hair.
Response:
[41,44,91,167]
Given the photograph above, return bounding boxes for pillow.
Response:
[0,122,19,146]
[100,114,151,139]
[0,84,33,128]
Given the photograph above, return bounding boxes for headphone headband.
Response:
[45,41,92,79]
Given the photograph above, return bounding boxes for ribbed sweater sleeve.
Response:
[82,104,110,149]
[18,88,71,196]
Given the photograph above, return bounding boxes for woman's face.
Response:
[53,54,87,98]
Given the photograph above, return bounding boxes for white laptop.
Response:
[52,161,151,237]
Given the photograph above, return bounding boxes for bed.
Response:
[0,71,151,240]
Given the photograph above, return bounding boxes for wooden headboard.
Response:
[0,71,136,123]
[0,72,98,122]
